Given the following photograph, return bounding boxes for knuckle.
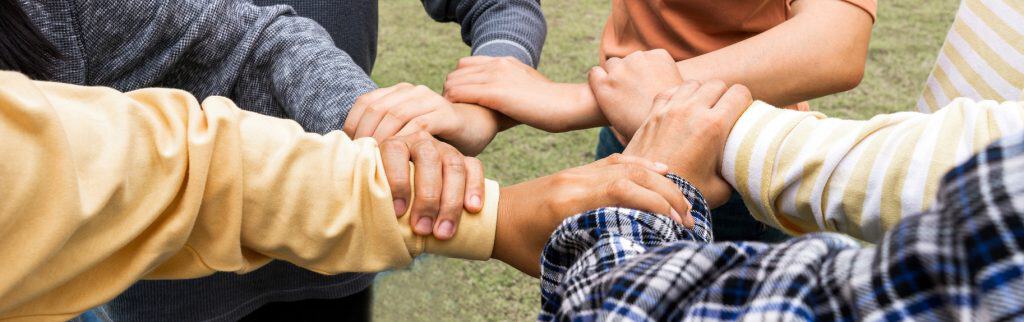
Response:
[705,80,728,91]
[384,108,408,121]
[380,138,406,150]
[443,155,466,169]
[606,153,624,164]
[652,109,672,123]
[606,179,633,198]
[365,103,385,114]
[353,95,370,106]
[441,195,463,210]
[654,91,674,102]
[649,48,670,57]
[412,128,432,139]
[731,84,753,99]
[624,164,648,181]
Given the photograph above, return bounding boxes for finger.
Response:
[623,50,646,62]
[446,64,491,81]
[604,57,623,72]
[444,84,500,106]
[379,138,412,218]
[679,80,728,110]
[354,86,424,138]
[456,56,499,68]
[606,179,681,225]
[371,103,435,143]
[344,86,404,136]
[587,66,609,89]
[650,86,679,112]
[603,153,669,174]
[444,72,497,89]
[631,168,694,228]
[646,48,673,60]
[675,80,701,97]
[463,157,485,214]
[395,118,433,138]
[650,81,699,115]
[433,144,466,240]
[712,84,754,124]
[409,134,443,236]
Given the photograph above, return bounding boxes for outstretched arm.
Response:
[670,0,874,107]
[0,71,689,318]
[443,0,873,133]
[541,132,1024,321]
[0,72,497,320]
[723,98,1024,242]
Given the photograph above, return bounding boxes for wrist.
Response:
[492,185,543,277]
[549,83,607,132]
[449,103,510,155]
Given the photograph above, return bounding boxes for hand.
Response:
[491,154,693,277]
[343,83,506,156]
[589,49,683,142]
[624,80,752,208]
[444,56,605,133]
[378,131,486,240]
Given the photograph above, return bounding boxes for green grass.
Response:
[371,1,960,320]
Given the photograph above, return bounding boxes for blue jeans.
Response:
[595,127,788,242]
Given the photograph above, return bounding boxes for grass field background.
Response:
[370,1,961,320]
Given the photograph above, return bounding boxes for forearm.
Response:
[240,11,377,134]
[723,99,1024,242]
[675,0,873,106]
[0,72,499,318]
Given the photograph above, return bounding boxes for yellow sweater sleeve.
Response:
[0,72,498,320]
[723,99,1024,242]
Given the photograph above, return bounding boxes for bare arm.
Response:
[673,0,873,106]
[445,0,873,133]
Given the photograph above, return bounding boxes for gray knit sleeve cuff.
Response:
[472,39,536,68]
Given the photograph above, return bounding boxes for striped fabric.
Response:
[916,0,1024,112]
[722,99,1024,242]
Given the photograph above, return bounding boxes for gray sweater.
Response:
[18,0,545,321]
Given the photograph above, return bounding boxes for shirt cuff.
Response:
[720,101,821,234]
[473,39,536,68]
[424,180,500,260]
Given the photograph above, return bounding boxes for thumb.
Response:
[588,66,609,89]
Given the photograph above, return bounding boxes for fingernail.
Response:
[416,217,434,235]
[654,162,669,172]
[670,209,684,225]
[437,220,455,239]
[469,195,482,209]
[393,199,408,217]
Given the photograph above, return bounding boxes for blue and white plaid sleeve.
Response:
[539,133,1024,321]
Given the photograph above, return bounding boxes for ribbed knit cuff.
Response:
[473,39,536,68]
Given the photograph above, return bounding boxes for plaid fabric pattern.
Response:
[540,133,1024,321]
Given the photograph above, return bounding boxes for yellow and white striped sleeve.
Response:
[723,99,1024,242]
[917,0,1024,113]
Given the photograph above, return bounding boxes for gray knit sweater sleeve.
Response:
[73,0,375,134]
[422,0,546,67]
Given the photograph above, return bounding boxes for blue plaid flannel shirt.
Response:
[539,133,1024,321]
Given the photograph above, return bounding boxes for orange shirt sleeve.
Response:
[788,0,877,22]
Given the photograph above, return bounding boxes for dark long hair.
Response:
[0,0,59,80]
